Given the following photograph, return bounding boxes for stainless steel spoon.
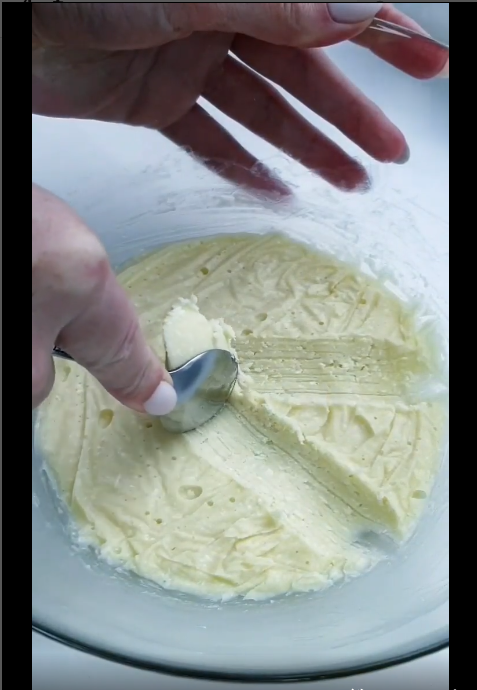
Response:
[369,18,449,51]
[52,347,239,434]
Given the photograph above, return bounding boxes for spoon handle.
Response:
[369,18,449,51]
[52,347,74,362]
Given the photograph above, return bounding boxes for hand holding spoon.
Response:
[53,347,238,433]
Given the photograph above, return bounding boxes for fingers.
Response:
[204,56,369,191]
[195,3,384,48]
[163,104,291,198]
[354,3,449,79]
[233,37,408,164]
[32,184,176,415]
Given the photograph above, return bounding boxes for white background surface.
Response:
[32,3,449,687]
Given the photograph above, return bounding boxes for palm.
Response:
[34,33,231,128]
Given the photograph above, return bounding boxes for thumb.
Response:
[60,265,178,417]
[32,183,176,416]
[199,2,384,47]
[33,3,382,51]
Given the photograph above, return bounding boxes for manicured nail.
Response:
[144,381,177,416]
[395,143,411,165]
[438,59,449,79]
[328,3,383,24]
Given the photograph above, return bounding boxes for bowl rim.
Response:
[32,621,449,683]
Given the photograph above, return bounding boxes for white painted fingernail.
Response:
[438,59,449,79]
[144,381,177,416]
[328,3,383,24]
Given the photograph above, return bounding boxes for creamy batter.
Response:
[38,234,447,600]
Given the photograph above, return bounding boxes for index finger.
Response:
[353,3,449,79]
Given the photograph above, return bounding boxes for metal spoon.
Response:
[369,18,449,51]
[52,347,239,434]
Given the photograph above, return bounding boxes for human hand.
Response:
[32,2,449,194]
[32,183,177,414]
[32,3,449,413]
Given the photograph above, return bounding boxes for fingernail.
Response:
[438,58,449,79]
[328,3,383,24]
[395,143,411,165]
[144,381,177,416]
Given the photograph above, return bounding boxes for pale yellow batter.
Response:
[38,234,447,600]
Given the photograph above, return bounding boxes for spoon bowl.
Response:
[163,349,239,433]
[52,347,239,433]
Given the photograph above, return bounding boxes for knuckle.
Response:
[33,213,110,302]
[277,3,317,44]
[92,318,154,400]
[73,244,110,294]
[117,360,152,401]
[157,3,195,36]
[107,318,142,370]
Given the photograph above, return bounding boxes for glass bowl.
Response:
[32,27,449,684]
